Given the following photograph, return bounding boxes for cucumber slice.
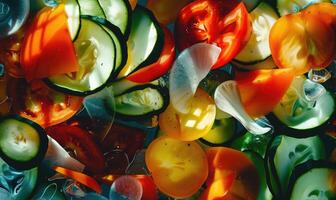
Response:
[234,2,278,64]
[97,0,132,38]
[199,117,236,146]
[77,0,106,18]
[77,0,131,36]
[83,15,128,77]
[113,85,169,118]
[232,56,277,70]
[46,17,116,96]
[277,0,331,16]
[269,76,335,136]
[266,135,326,198]
[117,5,164,78]
[64,0,81,41]
[288,160,336,200]
[0,115,48,170]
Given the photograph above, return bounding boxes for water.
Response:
[0,0,29,38]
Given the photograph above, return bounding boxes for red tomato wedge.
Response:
[8,78,82,127]
[236,69,295,118]
[47,124,106,174]
[269,12,336,75]
[175,0,251,69]
[53,166,102,193]
[205,147,259,200]
[126,26,175,83]
[20,5,79,81]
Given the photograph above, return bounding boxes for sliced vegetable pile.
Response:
[0,0,335,199]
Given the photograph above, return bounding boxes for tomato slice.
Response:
[145,136,208,198]
[126,25,175,83]
[236,69,295,118]
[175,0,251,69]
[269,12,336,75]
[7,78,82,127]
[147,0,193,24]
[205,147,259,199]
[302,3,336,30]
[159,88,216,141]
[46,124,106,174]
[20,5,79,81]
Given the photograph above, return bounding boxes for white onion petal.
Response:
[214,80,271,134]
[169,43,221,113]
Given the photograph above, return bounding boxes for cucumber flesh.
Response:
[235,2,278,63]
[114,85,168,117]
[47,18,116,96]
[77,0,105,18]
[273,76,335,130]
[290,167,336,200]
[97,0,131,36]
[117,6,164,78]
[0,119,40,162]
[0,115,48,170]
[64,0,80,40]
[268,135,326,197]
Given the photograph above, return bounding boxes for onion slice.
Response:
[169,43,221,113]
[214,81,271,134]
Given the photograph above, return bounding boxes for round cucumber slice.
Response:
[268,76,335,137]
[288,160,336,200]
[266,135,327,198]
[46,17,116,96]
[0,115,48,170]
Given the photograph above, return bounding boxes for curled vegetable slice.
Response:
[214,80,271,134]
[169,43,221,114]
[53,166,102,194]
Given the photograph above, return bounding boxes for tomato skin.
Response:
[302,3,336,30]
[145,136,208,198]
[46,124,106,174]
[159,88,216,141]
[236,68,295,118]
[126,26,175,83]
[7,78,82,127]
[205,147,259,200]
[175,0,251,69]
[269,12,336,75]
[20,5,79,81]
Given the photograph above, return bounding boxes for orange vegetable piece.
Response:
[205,147,259,200]
[53,166,102,193]
[236,68,294,118]
[20,5,79,81]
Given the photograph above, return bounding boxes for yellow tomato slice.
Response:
[159,88,216,141]
[145,136,208,199]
